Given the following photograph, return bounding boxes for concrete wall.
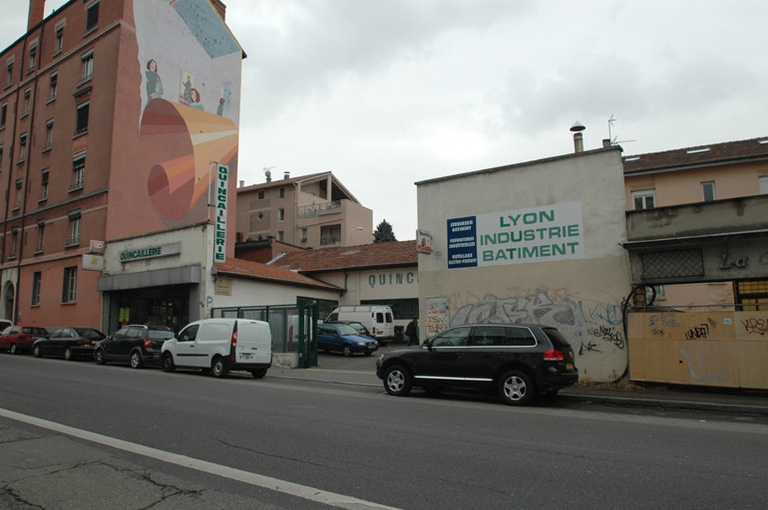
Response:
[416,148,631,382]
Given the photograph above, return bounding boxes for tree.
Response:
[373,219,397,243]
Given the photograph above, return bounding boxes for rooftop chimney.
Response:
[284,171,290,180]
[28,0,45,31]
[570,121,586,153]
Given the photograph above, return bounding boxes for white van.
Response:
[161,318,272,378]
[325,305,394,340]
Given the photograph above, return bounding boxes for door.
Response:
[174,324,203,367]
[235,321,271,364]
[416,326,471,382]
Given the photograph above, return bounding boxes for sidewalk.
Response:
[268,360,768,416]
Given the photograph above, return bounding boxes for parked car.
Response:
[376,323,578,406]
[0,326,48,354]
[324,305,394,341]
[324,320,373,338]
[317,323,379,357]
[94,325,176,368]
[161,318,272,378]
[0,319,13,332]
[33,327,106,360]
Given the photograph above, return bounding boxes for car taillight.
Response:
[231,331,237,360]
[544,349,564,361]
[372,327,377,334]
[144,339,152,349]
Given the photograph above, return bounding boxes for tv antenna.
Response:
[607,114,635,146]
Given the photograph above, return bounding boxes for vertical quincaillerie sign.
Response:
[214,163,228,263]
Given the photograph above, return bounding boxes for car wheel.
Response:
[342,344,353,357]
[498,370,535,406]
[94,348,106,365]
[383,365,412,396]
[10,343,18,355]
[130,351,144,369]
[161,353,176,372]
[250,368,268,379]
[33,346,42,358]
[64,348,73,361]
[211,356,229,378]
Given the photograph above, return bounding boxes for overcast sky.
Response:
[3,1,767,241]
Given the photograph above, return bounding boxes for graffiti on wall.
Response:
[679,343,730,382]
[448,287,624,357]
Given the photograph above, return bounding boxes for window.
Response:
[22,89,31,116]
[277,231,284,241]
[0,145,3,170]
[14,179,22,210]
[80,51,94,83]
[49,73,58,101]
[5,59,12,87]
[32,272,42,306]
[67,210,81,245]
[1,102,7,127]
[258,190,264,199]
[54,24,64,54]
[62,266,77,303]
[277,208,285,221]
[279,187,285,198]
[18,133,27,163]
[36,220,45,253]
[75,102,89,134]
[85,1,99,32]
[41,169,49,200]
[9,229,18,259]
[300,228,308,242]
[28,43,37,71]
[702,181,716,202]
[72,156,85,190]
[44,120,54,150]
[631,189,656,210]
[761,176,768,195]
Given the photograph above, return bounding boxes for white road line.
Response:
[0,407,400,510]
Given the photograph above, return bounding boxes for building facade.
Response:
[236,171,373,249]
[1,0,243,332]
[416,147,631,382]
[623,136,768,310]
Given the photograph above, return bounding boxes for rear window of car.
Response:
[542,327,571,349]
[148,330,176,340]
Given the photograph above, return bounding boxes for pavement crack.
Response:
[216,438,328,468]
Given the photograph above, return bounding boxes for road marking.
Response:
[0,407,400,510]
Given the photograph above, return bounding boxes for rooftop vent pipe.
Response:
[570,121,586,153]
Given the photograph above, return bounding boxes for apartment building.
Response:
[236,171,373,249]
[0,0,244,331]
[623,136,768,309]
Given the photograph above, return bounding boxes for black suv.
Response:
[94,325,175,368]
[376,323,578,406]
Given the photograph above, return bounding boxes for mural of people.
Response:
[181,73,193,104]
[189,88,204,110]
[217,97,226,116]
[145,59,164,99]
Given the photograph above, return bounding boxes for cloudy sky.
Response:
[3,1,767,241]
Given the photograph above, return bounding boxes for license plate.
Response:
[239,353,254,360]
[566,363,574,371]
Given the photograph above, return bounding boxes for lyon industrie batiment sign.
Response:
[447,202,585,269]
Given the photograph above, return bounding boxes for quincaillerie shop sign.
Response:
[119,242,181,263]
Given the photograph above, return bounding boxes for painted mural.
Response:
[126,0,241,230]
[446,287,627,381]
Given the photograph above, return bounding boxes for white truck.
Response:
[325,305,395,341]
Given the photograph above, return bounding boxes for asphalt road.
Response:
[1,353,768,509]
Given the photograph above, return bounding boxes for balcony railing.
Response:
[297,201,341,219]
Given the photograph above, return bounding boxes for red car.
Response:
[0,326,49,355]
